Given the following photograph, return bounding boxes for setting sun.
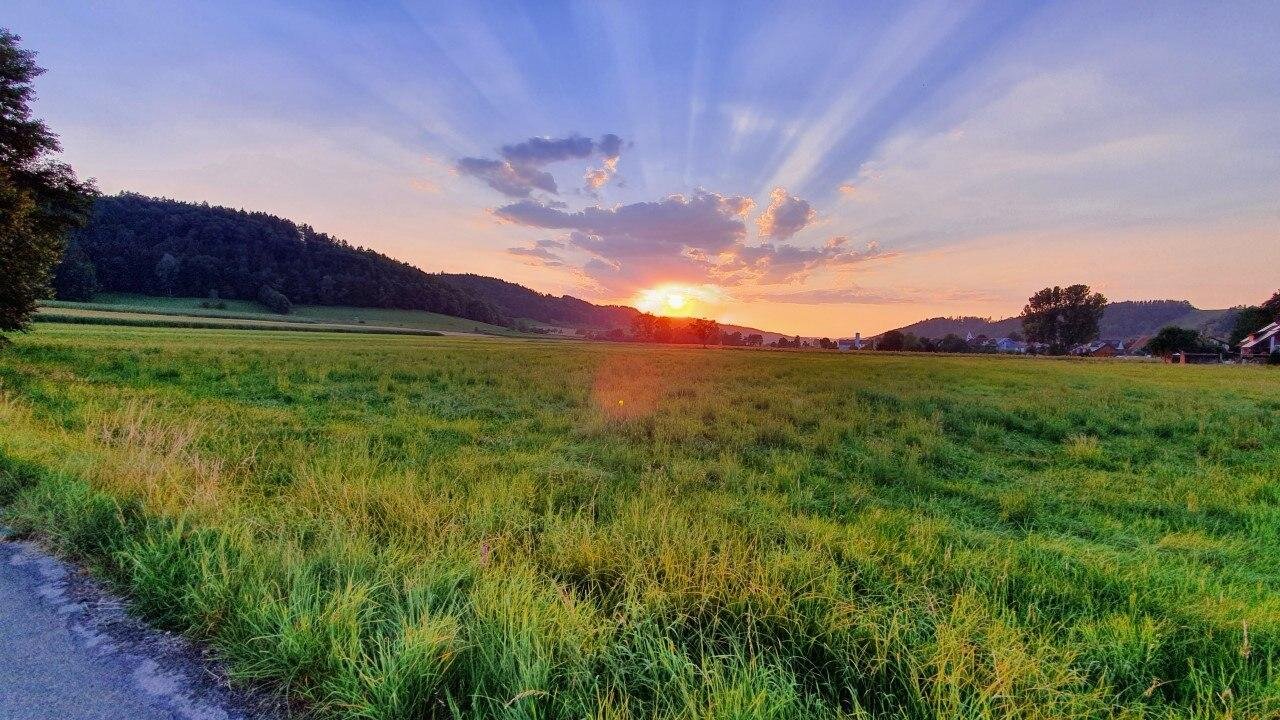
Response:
[632,284,722,317]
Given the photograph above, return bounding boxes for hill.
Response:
[890,300,1237,342]
[440,273,638,329]
[440,273,785,340]
[62,193,506,325]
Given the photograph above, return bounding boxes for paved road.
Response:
[0,527,279,720]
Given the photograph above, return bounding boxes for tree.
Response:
[745,333,763,347]
[257,284,291,314]
[630,312,658,341]
[1145,326,1208,357]
[0,29,96,336]
[1263,290,1280,319]
[877,330,906,351]
[653,316,674,343]
[689,318,719,347]
[1020,284,1107,354]
[938,333,970,353]
[154,252,179,296]
[1229,290,1280,346]
[51,239,98,300]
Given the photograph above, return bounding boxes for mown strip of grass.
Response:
[1,324,1278,719]
[34,314,445,337]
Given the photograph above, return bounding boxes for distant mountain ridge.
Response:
[888,300,1238,342]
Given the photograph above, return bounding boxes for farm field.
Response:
[41,293,525,336]
[1,323,1278,719]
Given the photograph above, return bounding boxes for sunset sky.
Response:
[9,1,1279,336]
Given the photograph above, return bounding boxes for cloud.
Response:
[584,134,624,191]
[500,135,594,166]
[597,133,623,159]
[409,178,440,193]
[725,237,894,284]
[740,284,993,305]
[756,187,817,241]
[507,243,565,266]
[496,190,755,254]
[457,133,625,198]
[837,183,858,196]
[456,156,557,198]
[584,155,619,190]
[741,286,915,304]
[494,192,891,293]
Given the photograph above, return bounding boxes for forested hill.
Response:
[440,273,640,329]
[60,193,507,324]
[890,300,1237,341]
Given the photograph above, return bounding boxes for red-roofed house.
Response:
[1240,321,1280,361]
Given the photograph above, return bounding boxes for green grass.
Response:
[43,292,525,335]
[35,307,447,337]
[1,322,1278,719]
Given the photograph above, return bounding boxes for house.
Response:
[1075,341,1118,357]
[994,337,1027,353]
[1122,335,1154,356]
[1240,321,1280,361]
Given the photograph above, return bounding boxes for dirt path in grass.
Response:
[0,526,281,720]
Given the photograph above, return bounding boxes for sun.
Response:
[632,283,722,317]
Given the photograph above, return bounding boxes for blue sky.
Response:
[9,1,1280,334]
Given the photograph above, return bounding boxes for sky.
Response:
[8,1,1280,336]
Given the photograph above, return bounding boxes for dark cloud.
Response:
[455,157,557,198]
[756,187,817,241]
[458,133,625,198]
[496,190,754,256]
[500,135,594,166]
[598,133,623,159]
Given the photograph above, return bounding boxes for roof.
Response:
[1241,322,1280,349]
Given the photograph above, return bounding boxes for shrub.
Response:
[257,284,292,315]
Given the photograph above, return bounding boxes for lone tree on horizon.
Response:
[0,29,96,338]
[1020,284,1107,354]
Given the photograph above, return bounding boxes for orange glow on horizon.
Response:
[632,283,723,317]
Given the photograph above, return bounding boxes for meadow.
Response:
[40,293,525,336]
[1,323,1277,719]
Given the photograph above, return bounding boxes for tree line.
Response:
[53,193,508,325]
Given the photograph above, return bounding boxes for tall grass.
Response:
[1,323,1278,718]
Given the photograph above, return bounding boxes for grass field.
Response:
[1,323,1278,719]
[35,307,448,337]
[41,293,524,336]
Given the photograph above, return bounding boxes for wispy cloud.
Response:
[507,243,565,266]
[741,285,993,305]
